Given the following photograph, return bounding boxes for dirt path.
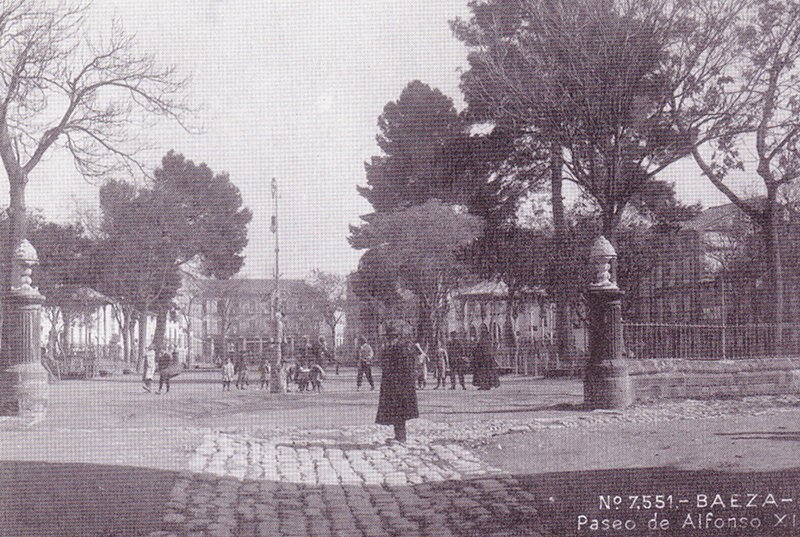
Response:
[478,408,800,536]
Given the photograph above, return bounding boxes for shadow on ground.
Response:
[443,402,586,415]
[716,431,800,442]
[0,461,176,537]
[5,459,800,537]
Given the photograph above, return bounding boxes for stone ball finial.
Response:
[589,235,618,290]
[14,239,39,266]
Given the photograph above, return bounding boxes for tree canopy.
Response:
[96,152,251,363]
[350,199,484,346]
[0,1,191,275]
[358,80,514,216]
[453,0,700,233]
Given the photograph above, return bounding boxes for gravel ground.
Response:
[1,374,799,536]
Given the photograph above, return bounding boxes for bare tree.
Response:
[308,270,346,361]
[673,0,800,334]
[453,0,737,361]
[175,261,206,368]
[210,279,244,362]
[0,1,190,286]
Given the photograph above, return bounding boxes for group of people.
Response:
[354,330,501,392]
[375,324,503,443]
[139,326,495,445]
[221,353,272,391]
[411,331,500,391]
[297,335,336,370]
[220,335,335,393]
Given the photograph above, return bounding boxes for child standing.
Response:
[415,343,429,389]
[433,341,449,390]
[258,360,271,390]
[142,350,156,392]
[222,358,234,391]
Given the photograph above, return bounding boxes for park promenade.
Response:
[1,369,799,536]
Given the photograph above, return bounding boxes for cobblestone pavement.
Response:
[152,430,541,537]
[145,395,800,537]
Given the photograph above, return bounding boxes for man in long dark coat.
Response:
[156,351,172,394]
[472,331,500,390]
[375,324,418,443]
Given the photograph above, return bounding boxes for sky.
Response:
[9,1,760,280]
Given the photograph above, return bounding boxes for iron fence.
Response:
[622,322,800,360]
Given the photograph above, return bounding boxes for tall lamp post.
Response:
[269,177,286,393]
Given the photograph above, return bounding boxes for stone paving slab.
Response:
[139,394,800,537]
[153,431,536,537]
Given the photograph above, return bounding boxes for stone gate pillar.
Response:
[0,240,47,418]
[583,236,632,409]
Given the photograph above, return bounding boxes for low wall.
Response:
[628,357,800,401]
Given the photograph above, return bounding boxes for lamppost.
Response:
[269,177,286,393]
[583,236,632,409]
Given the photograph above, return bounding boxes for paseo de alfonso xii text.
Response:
[575,493,799,532]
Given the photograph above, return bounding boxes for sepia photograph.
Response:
[0,0,799,536]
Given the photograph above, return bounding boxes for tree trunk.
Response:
[3,169,25,290]
[763,187,784,351]
[137,310,148,372]
[219,301,228,360]
[62,309,73,356]
[127,311,137,365]
[416,297,433,348]
[120,315,130,367]
[0,168,26,367]
[47,308,60,358]
[550,141,570,369]
[153,308,168,357]
[330,323,337,363]
[358,298,380,348]
[505,297,518,373]
[185,313,193,368]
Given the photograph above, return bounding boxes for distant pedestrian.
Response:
[312,336,330,367]
[432,340,449,390]
[285,363,295,392]
[300,336,313,367]
[447,332,467,390]
[415,343,429,389]
[142,349,156,392]
[472,329,500,390]
[376,323,418,443]
[222,358,234,391]
[258,360,271,390]
[234,354,249,390]
[355,336,374,391]
[157,351,172,394]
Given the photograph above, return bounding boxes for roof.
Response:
[453,280,545,299]
[680,202,750,233]
[196,278,323,300]
[46,284,111,307]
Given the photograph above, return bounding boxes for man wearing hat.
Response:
[375,322,418,443]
